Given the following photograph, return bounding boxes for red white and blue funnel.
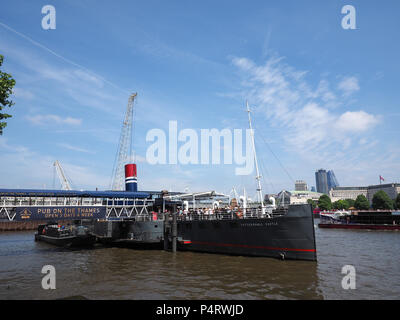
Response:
[125,164,137,192]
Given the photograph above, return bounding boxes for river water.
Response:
[1,221,399,300]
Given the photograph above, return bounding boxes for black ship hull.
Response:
[94,220,164,249]
[176,204,317,261]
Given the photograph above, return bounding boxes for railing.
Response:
[105,199,154,219]
[0,197,104,207]
[174,208,287,221]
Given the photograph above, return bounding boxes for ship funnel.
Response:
[125,164,137,192]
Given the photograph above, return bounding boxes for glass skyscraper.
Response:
[315,169,329,194]
[327,170,339,190]
[315,169,340,194]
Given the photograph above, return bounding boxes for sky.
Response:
[0,0,399,197]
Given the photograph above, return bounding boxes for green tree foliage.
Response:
[307,199,317,210]
[345,198,355,208]
[396,194,400,210]
[0,54,16,135]
[354,194,370,210]
[318,194,332,211]
[333,199,350,210]
[372,191,394,210]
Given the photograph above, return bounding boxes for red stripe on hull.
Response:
[179,240,192,244]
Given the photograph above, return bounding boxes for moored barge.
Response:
[318,210,400,231]
[35,222,97,247]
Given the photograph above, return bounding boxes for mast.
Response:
[243,187,247,218]
[246,101,268,217]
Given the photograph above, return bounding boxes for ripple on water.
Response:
[1,229,400,299]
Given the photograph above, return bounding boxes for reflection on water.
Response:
[0,223,399,300]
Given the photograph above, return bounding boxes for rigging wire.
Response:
[254,134,276,194]
[254,123,296,186]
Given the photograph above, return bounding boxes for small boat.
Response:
[35,222,97,247]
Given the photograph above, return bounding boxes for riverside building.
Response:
[295,180,308,191]
[330,183,400,204]
[315,169,329,194]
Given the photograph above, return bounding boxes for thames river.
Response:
[0,221,399,300]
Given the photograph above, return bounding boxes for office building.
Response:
[327,170,339,190]
[315,169,329,194]
[295,180,308,191]
[330,183,400,204]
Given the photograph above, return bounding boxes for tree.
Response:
[307,199,317,210]
[345,198,355,208]
[372,191,394,210]
[333,199,350,210]
[396,194,400,210]
[0,54,16,135]
[354,194,370,210]
[318,194,332,211]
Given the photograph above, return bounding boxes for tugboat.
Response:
[35,221,97,247]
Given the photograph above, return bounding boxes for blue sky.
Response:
[0,0,399,196]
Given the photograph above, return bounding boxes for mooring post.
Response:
[163,212,169,251]
[172,211,177,253]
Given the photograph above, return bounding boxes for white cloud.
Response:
[0,138,109,190]
[336,111,380,132]
[73,69,104,88]
[338,76,360,96]
[13,87,35,100]
[232,55,381,165]
[0,42,127,115]
[26,114,82,126]
[232,57,255,71]
[57,143,95,154]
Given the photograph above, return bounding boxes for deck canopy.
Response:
[0,188,150,199]
[163,191,228,200]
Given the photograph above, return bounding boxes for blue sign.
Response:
[15,206,106,221]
